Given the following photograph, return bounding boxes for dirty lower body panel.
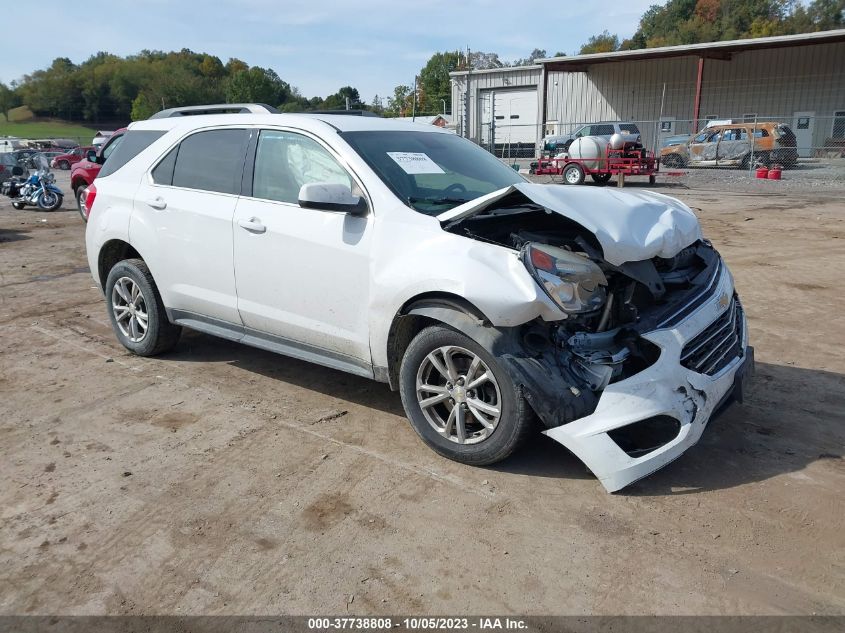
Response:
[542,263,752,492]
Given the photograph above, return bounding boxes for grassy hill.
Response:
[1,106,97,141]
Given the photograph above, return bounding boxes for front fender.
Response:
[368,214,565,370]
[403,305,599,429]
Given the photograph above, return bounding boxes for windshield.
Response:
[341,130,524,215]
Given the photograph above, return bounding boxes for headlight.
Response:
[522,242,607,313]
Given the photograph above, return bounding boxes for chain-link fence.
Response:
[475,114,845,162]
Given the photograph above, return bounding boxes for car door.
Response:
[232,128,374,374]
[716,127,750,165]
[131,127,250,325]
[688,130,720,165]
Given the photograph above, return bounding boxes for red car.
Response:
[51,146,96,170]
[71,128,126,220]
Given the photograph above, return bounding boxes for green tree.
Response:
[225,66,291,106]
[0,82,20,121]
[512,49,548,66]
[387,84,412,116]
[579,30,620,54]
[419,51,462,114]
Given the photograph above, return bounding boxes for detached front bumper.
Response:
[543,263,753,493]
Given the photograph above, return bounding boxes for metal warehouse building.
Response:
[450,29,845,157]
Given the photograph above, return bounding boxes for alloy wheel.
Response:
[415,345,502,444]
[111,276,149,342]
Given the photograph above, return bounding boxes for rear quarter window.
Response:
[619,124,640,134]
[98,131,166,178]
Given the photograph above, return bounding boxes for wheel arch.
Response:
[97,239,144,292]
[71,176,89,193]
[383,292,496,391]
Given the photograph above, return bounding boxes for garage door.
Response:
[480,88,538,155]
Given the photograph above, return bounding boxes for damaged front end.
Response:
[441,186,753,492]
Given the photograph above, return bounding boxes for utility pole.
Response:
[412,76,417,121]
[464,46,471,139]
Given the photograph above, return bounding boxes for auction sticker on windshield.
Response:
[387,152,445,174]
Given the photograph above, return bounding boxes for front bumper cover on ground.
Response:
[543,264,753,493]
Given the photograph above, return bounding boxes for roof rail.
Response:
[148,103,280,119]
[307,109,381,117]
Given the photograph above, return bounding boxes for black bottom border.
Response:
[0,616,842,633]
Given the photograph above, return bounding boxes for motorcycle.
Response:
[2,154,64,211]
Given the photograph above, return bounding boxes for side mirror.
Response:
[86,149,98,163]
[298,183,368,216]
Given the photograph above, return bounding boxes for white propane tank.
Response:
[567,136,605,170]
[609,133,625,150]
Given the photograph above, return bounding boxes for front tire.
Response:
[105,259,181,356]
[591,172,612,184]
[59,160,70,170]
[399,325,532,466]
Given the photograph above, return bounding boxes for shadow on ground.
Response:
[162,332,845,494]
[0,227,32,243]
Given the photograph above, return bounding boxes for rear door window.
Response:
[171,129,249,194]
[619,123,640,134]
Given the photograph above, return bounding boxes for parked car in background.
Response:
[660,122,798,168]
[83,105,752,493]
[661,134,691,148]
[8,149,40,166]
[0,152,24,177]
[71,128,127,220]
[92,131,116,147]
[0,137,23,153]
[51,146,96,170]
[543,122,641,153]
[21,151,65,170]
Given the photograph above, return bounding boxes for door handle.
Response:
[238,218,266,234]
[146,196,167,210]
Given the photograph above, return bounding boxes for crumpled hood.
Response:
[437,183,702,266]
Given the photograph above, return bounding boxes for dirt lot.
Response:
[1,170,843,616]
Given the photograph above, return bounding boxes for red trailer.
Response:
[529,143,660,186]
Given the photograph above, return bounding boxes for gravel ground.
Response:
[1,170,844,616]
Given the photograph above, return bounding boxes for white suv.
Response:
[85,106,753,492]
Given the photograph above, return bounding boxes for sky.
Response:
[1,0,657,103]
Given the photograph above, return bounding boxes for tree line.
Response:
[580,0,843,53]
[0,49,375,124]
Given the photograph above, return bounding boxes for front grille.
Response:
[657,258,722,329]
[680,295,744,375]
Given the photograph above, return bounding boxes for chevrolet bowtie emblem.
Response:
[718,293,730,309]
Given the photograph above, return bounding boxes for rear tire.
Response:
[662,154,684,168]
[399,325,533,466]
[591,172,612,185]
[563,163,585,185]
[105,259,181,357]
[76,187,89,221]
[59,160,70,170]
[11,202,25,210]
